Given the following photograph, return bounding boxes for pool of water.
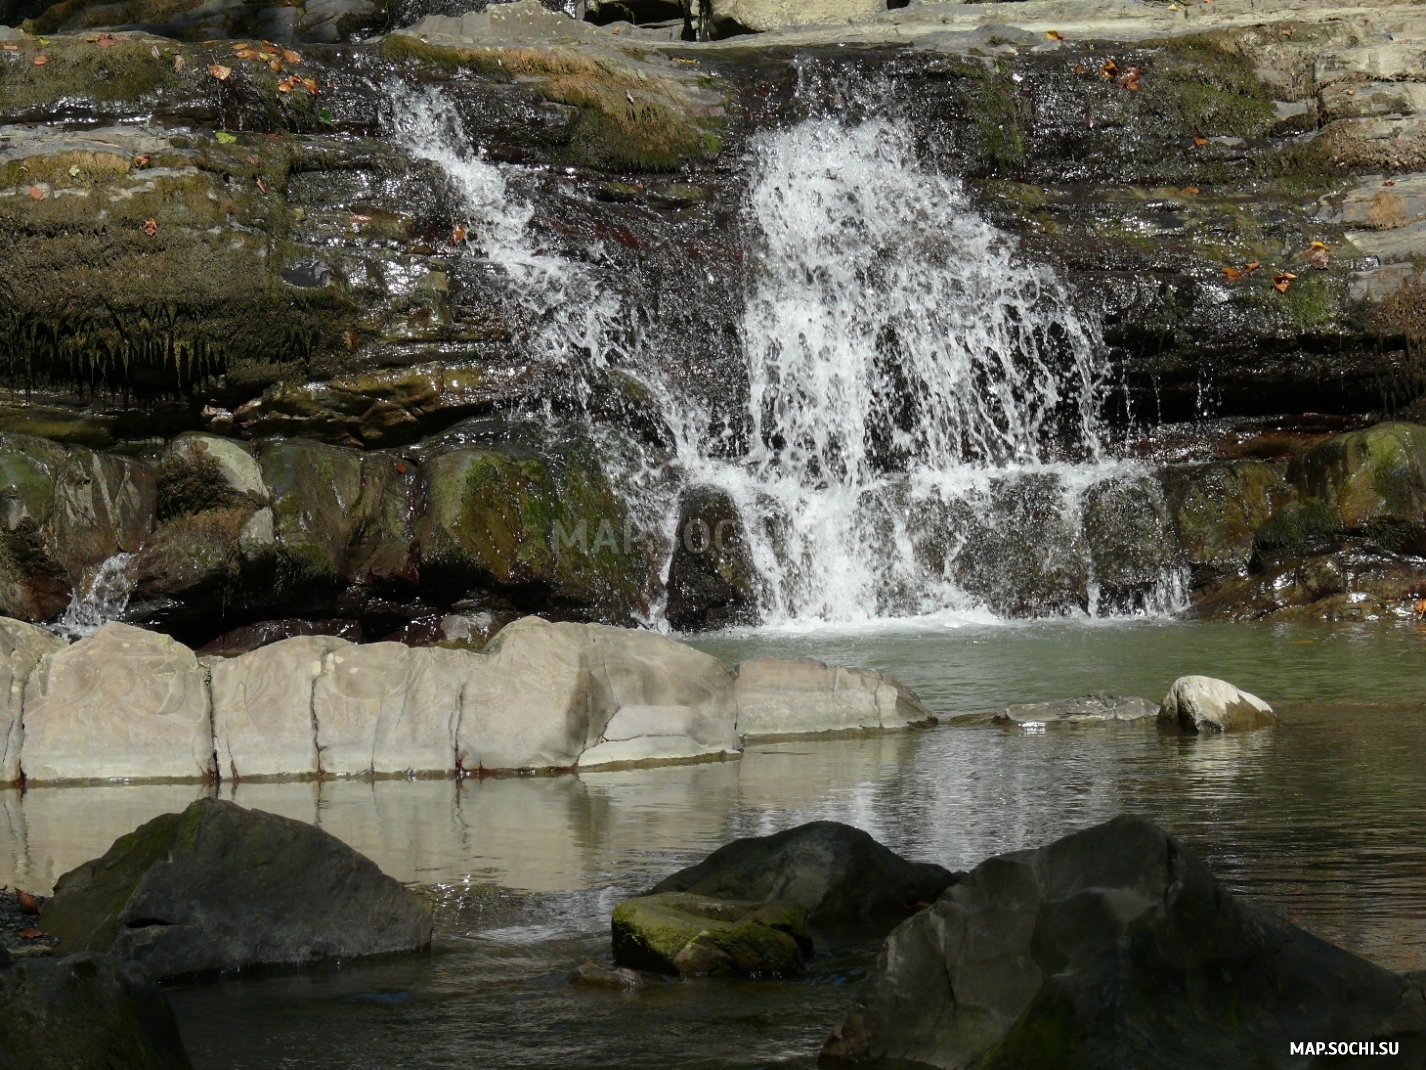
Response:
[2,619,1423,1068]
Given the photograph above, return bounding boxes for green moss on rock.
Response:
[611,891,811,976]
[1289,421,1426,535]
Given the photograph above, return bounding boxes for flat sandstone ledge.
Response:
[0,616,933,786]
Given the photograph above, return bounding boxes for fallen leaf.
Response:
[1074,64,1084,75]
[38,36,49,44]
[343,328,361,352]
[133,153,151,168]
[1099,58,1117,79]
[1384,179,1396,187]
[174,54,186,72]
[1194,134,1208,146]
[300,77,319,95]
[318,108,333,125]
[1222,266,1243,280]
[256,176,269,194]
[268,58,283,72]
[68,165,80,177]
[27,186,43,200]
[19,929,43,939]
[231,41,250,50]
[1244,261,1262,273]
[1046,30,1064,40]
[1182,186,1200,194]
[1415,597,1426,615]
[350,213,373,224]
[277,77,294,92]
[97,33,116,48]
[2,43,17,50]
[246,153,261,165]
[215,131,238,144]
[208,63,231,80]
[142,217,158,237]
[282,49,301,64]
[450,222,467,244]
[33,55,48,66]
[1272,271,1297,293]
[1305,241,1329,270]
[16,888,40,914]
[1119,65,1142,91]
[234,48,261,59]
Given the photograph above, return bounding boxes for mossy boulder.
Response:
[41,798,432,979]
[0,952,192,1070]
[1160,460,1296,583]
[258,437,363,591]
[664,484,760,632]
[1288,422,1426,549]
[611,892,811,977]
[418,440,653,622]
[0,433,70,620]
[1079,475,1179,613]
[1250,498,1342,565]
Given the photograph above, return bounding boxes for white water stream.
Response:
[390,90,1186,626]
[48,552,136,641]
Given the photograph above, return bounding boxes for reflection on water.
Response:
[1,620,1423,1068]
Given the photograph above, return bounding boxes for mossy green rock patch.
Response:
[611,891,811,976]
[1289,421,1426,539]
[1161,460,1296,580]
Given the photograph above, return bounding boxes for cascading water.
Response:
[389,86,1186,627]
[49,553,135,642]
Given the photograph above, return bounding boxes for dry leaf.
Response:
[343,328,360,352]
[142,217,158,237]
[1415,597,1426,615]
[1119,66,1141,91]
[1272,272,1297,293]
[350,213,373,224]
[19,928,43,939]
[27,186,43,200]
[133,153,151,168]
[1046,30,1064,40]
[1193,135,1208,146]
[1222,266,1243,281]
[256,176,269,194]
[173,54,186,72]
[1074,64,1084,75]
[234,48,260,59]
[1182,186,1200,195]
[246,153,261,165]
[97,33,116,47]
[1305,240,1329,270]
[300,76,318,95]
[277,77,294,92]
[231,40,250,50]
[2,43,18,50]
[450,222,467,244]
[1384,179,1396,187]
[268,58,283,72]
[1244,261,1262,273]
[208,64,232,80]
[1099,58,1117,79]
[33,55,48,65]
[282,49,301,64]
[17,888,40,913]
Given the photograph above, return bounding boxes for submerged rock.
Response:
[40,798,432,979]
[611,892,811,977]
[650,821,957,932]
[0,951,192,1070]
[569,960,650,988]
[1158,675,1277,733]
[996,692,1157,727]
[820,815,1426,1069]
[733,658,931,739]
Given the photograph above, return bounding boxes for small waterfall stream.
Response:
[48,553,136,641]
[390,89,1187,627]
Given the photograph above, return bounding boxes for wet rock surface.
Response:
[996,692,1158,727]
[821,815,1426,1070]
[40,798,433,979]
[650,821,958,933]
[0,887,57,958]
[1159,674,1277,733]
[611,891,811,976]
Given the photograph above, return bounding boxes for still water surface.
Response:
[1,620,1423,1068]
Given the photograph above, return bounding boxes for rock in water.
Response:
[0,952,192,1069]
[1158,675,1277,733]
[40,799,431,979]
[612,892,810,977]
[820,816,1426,1069]
[651,822,957,932]
[996,692,1157,727]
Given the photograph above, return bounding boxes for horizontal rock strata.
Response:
[0,616,930,784]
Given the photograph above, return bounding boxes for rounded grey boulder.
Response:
[651,821,958,933]
[40,798,431,979]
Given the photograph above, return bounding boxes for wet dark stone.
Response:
[665,485,761,632]
[198,618,364,656]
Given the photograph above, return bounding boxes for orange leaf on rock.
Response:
[1182,186,1200,195]
[1222,266,1243,280]
[1384,179,1396,187]
[300,76,319,95]
[133,153,151,168]
[1272,272,1297,293]
[343,328,361,352]
[27,186,44,200]
[277,77,294,92]
[208,63,231,80]
[282,49,302,64]
[1099,58,1117,79]
[19,929,43,939]
[33,55,47,65]
[268,58,283,72]
[234,48,260,59]
[1305,241,1329,270]
[2,43,18,50]
[256,176,269,194]
[1193,134,1208,146]
[1244,261,1261,273]
[142,217,158,237]
[1074,64,1084,75]
[16,888,40,914]
[1045,30,1064,40]
[450,223,467,244]
[97,33,116,48]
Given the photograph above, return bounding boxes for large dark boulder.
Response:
[665,485,761,632]
[40,798,431,979]
[820,816,1426,1069]
[651,821,958,933]
[0,951,191,1070]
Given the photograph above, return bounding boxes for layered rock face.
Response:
[40,798,431,978]
[0,615,930,783]
[821,816,1426,1069]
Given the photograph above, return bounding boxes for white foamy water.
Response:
[49,552,135,641]
[388,91,1185,626]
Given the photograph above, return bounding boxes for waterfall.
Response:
[49,553,135,642]
[388,87,1186,627]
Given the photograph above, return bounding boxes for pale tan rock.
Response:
[1315,45,1426,87]
[1338,172,1426,229]
[456,617,597,772]
[734,657,930,739]
[20,623,213,782]
[1157,675,1277,733]
[209,636,346,780]
[166,435,268,501]
[0,618,64,785]
[1321,82,1426,122]
[313,643,469,776]
[711,0,883,33]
